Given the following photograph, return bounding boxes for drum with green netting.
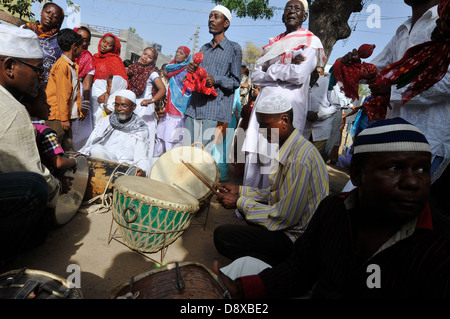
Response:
[111,176,199,254]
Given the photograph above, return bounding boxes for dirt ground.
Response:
[4,164,350,299]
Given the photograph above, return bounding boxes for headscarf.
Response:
[73,27,96,80]
[128,47,159,96]
[93,33,128,84]
[331,44,377,101]
[164,46,192,115]
[105,76,129,113]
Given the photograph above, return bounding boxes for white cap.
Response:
[0,24,44,59]
[255,94,292,114]
[299,0,308,11]
[115,89,136,104]
[286,0,308,11]
[211,5,232,22]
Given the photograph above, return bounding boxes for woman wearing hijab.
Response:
[22,2,65,88]
[91,33,128,127]
[153,46,192,157]
[127,47,166,160]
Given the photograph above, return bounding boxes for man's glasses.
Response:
[0,57,44,76]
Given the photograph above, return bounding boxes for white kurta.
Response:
[79,115,151,174]
[303,75,340,142]
[134,71,161,158]
[370,5,450,182]
[241,46,317,188]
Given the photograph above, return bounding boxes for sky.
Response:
[31,0,412,65]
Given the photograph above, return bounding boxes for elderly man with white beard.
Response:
[79,89,151,177]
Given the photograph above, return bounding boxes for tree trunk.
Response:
[309,0,365,64]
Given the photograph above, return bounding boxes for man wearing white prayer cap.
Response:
[79,89,152,177]
[242,0,325,191]
[0,24,63,266]
[214,93,329,267]
[184,4,242,182]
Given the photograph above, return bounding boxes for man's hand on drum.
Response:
[136,168,146,177]
[212,260,243,299]
[218,182,239,194]
[217,192,239,210]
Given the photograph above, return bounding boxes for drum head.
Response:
[54,156,89,226]
[149,146,219,203]
[114,176,199,211]
[111,262,226,299]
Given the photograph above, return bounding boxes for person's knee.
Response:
[213,225,238,250]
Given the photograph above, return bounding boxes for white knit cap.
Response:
[0,24,44,59]
[115,89,136,104]
[211,5,232,22]
[287,0,308,11]
[255,94,292,114]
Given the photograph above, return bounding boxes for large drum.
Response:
[111,262,227,299]
[84,156,136,201]
[0,268,83,299]
[112,176,199,254]
[150,145,220,208]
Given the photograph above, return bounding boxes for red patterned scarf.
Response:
[128,48,159,96]
[376,0,449,105]
[75,50,96,80]
[93,33,128,85]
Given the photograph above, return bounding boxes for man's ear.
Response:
[1,57,15,78]
[224,19,230,29]
[303,12,308,22]
[350,164,363,187]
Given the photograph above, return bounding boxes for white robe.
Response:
[79,115,151,174]
[242,46,318,188]
[134,71,161,159]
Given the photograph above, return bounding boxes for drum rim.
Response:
[110,262,225,299]
[149,145,220,204]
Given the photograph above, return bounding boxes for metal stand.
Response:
[190,202,211,231]
[107,217,170,266]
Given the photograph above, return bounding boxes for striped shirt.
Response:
[237,129,329,241]
[185,37,242,123]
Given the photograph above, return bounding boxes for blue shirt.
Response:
[185,37,242,123]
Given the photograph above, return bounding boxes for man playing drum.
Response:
[79,90,151,177]
[214,94,329,267]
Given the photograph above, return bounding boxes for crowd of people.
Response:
[0,0,449,298]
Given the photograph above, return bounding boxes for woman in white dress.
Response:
[127,47,166,158]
